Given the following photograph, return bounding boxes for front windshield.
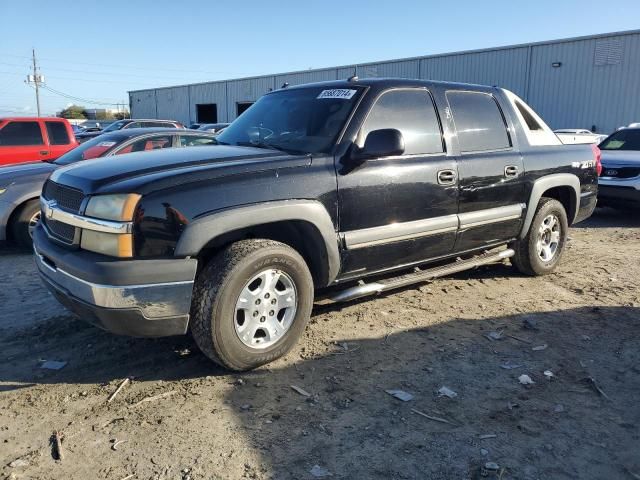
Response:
[102,120,128,133]
[54,135,121,165]
[599,129,640,151]
[216,86,365,154]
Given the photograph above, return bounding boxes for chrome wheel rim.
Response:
[536,214,561,262]
[28,211,41,238]
[234,268,297,349]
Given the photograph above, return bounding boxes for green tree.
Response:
[59,105,86,119]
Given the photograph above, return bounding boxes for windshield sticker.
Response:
[97,141,117,147]
[317,89,357,100]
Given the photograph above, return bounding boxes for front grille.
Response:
[43,218,76,244]
[43,181,85,213]
[602,167,640,179]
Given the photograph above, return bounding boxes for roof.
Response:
[94,127,216,139]
[0,117,69,122]
[279,77,496,92]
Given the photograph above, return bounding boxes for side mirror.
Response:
[352,128,405,161]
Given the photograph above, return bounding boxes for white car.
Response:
[554,129,608,145]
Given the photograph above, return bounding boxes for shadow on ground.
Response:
[1,306,639,479]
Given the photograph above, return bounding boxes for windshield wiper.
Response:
[235,141,307,155]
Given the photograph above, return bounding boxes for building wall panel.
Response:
[225,76,275,121]
[419,47,529,97]
[154,87,190,124]
[189,82,227,124]
[528,32,640,132]
[130,90,157,118]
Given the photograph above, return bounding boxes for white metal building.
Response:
[129,29,640,134]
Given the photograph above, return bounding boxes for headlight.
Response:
[0,188,7,195]
[81,193,140,257]
[85,193,141,221]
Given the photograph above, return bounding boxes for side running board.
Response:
[325,248,515,304]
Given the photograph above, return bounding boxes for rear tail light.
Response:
[591,144,602,176]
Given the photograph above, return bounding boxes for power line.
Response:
[40,84,121,106]
[0,52,257,76]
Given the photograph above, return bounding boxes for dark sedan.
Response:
[0,128,217,247]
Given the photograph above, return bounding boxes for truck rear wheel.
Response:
[510,197,568,276]
[190,239,314,371]
[11,199,41,249]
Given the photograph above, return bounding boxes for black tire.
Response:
[510,198,568,276]
[190,239,314,371]
[11,200,41,249]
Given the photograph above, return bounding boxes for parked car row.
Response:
[0,128,218,246]
[75,118,185,143]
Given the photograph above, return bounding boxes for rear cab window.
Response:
[180,135,217,147]
[446,91,511,152]
[45,121,71,145]
[359,88,444,155]
[0,121,44,146]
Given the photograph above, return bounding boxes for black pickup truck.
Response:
[33,78,599,370]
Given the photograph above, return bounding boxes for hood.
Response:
[600,150,640,167]
[50,145,311,194]
[0,161,56,185]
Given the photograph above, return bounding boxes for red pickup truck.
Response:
[0,117,79,167]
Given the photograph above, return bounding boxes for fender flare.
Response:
[175,200,341,284]
[520,173,580,239]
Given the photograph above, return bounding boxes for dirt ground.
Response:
[1,207,639,480]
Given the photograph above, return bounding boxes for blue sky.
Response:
[1,0,638,116]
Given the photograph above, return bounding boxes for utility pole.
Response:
[26,49,44,117]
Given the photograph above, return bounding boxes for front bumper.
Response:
[598,179,640,205]
[33,225,198,337]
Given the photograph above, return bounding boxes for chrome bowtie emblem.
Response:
[45,199,57,219]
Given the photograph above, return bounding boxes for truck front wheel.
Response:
[510,197,569,276]
[190,239,314,371]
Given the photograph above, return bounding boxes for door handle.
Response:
[504,165,519,177]
[39,150,49,156]
[437,169,457,185]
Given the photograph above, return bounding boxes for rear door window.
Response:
[0,121,44,146]
[45,121,70,145]
[115,135,173,154]
[446,91,511,152]
[360,89,444,155]
[180,135,217,147]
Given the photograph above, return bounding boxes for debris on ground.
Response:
[484,461,500,471]
[385,389,414,402]
[553,404,565,413]
[51,430,64,461]
[532,344,548,351]
[479,434,497,440]
[523,316,539,330]
[500,361,523,370]
[411,408,457,426]
[130,390,177,407]
[8,458,29,468]
[544,370,555,380]
[480,448,489,456]
[310,464,332,477]
[438,386,458,398]
[111,439,127,451]
[291,385,311,397]
[484,330,504,341]
[584,376,611,400]
[518,374,535,385]
[40,360,67,370]
[107,378,130,403]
